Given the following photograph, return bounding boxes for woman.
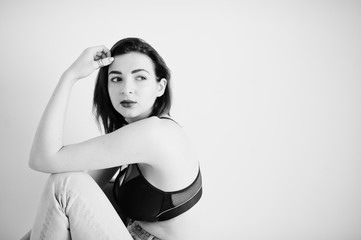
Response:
[25,38,202,240]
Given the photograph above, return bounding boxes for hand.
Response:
[65,45,114,80]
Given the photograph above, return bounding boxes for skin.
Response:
[108,52,167,124]
[28,46,201,239]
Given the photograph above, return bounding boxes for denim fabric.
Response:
[127,221,161,240]
[30,172,132,240]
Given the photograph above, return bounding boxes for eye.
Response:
[136,76,147,81]
[110,77,122,82]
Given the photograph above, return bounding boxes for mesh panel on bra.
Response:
[170,169,202,206]
[119,164,202,206]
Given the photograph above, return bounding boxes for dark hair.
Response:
[93,38,172,134]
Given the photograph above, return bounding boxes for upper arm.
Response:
[31,117,176,173]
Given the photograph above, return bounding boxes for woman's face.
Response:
[108,52,167,123]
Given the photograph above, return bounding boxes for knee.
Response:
[47,172,96,194]
[48,171,92,183]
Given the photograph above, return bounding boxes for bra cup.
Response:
[114,164,202,222]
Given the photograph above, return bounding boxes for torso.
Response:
[136,162,202,240]
[115,117,202,239]
[138,202,202,240]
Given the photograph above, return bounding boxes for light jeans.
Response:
[29,172,133,240]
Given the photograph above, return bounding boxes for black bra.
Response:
[113,164,202,222]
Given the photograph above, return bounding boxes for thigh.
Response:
[31,172,133,240]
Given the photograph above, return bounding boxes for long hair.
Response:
[93,38,172,134]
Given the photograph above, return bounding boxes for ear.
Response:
[157,78,167,97]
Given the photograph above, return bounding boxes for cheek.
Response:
[144,88,159,102]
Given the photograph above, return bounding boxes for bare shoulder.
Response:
[159,116,200,169]
[142,117,199,188]
[149,116,193,149]
[125,116,188,142]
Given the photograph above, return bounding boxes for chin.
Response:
[122,113,148,123]
[119,107,153,123]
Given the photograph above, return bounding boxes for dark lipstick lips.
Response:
[120,100,137,108]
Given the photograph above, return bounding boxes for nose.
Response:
[121,78,134,95]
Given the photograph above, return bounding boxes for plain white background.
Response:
[1,0,360,239]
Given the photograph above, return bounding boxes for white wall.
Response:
[1,0,360,239]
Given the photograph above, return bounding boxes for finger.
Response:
[94,57,114,69]
[94,54,103,61]
[94,50,108,61]
[101,51,108,59]
[93,45,111,57]
[94,55,101,61]
[102,57,114,66]
[105,50,111,58]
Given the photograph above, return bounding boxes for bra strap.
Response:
[158,116,181,126]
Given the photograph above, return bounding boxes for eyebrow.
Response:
[108,69,150,75]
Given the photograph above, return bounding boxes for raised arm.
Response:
[29,46,114,172]
[29,114,177,173]
[29,45,189,174]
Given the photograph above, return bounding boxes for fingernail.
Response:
[110,57,114,61]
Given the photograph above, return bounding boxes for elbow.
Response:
[28,151,54,173]
[28,157,42,172]
[28,156,48,173]
[28,149,39,171]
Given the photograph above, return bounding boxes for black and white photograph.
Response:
[0,0,360,239]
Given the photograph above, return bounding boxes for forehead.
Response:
[108,52,155,73]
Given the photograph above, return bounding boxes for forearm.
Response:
[29,71,76,172]
[28,45,113,172]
